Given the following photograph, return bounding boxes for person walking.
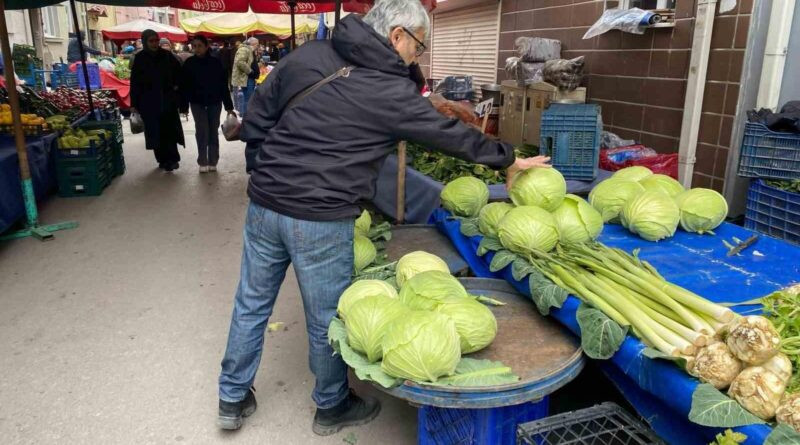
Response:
[219,0,551,436]
[231,37,257,116]
[130,29,185,172]
[179,35,235,173]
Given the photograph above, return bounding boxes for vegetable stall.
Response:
[411,165,800,444]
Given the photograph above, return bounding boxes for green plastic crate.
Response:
[79,118,124,145]
[56,152,113,197]
[57,168,112,197]
[110,142,125,177]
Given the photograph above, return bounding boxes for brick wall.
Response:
[496,0,754,191]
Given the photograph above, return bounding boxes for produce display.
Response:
[440,176,489,217]
[442,165,800,439]
[0,104,49,135]
[38,88,117,117]
[329,249,516,387]
[765,179,800,193]
[114,58,131,80]
[58,128,111,150]
[406,142,538,185]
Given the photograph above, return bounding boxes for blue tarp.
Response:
[373,155,612,223]
[0,133,59,234]
[431,208,800,445]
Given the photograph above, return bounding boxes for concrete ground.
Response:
[0,114,416,444]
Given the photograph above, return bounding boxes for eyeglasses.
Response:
[402,27,426,57]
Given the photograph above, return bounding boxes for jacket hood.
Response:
[332,15,409,77]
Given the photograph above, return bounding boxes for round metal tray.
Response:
[376,278,584,409]
[385,225,469,275]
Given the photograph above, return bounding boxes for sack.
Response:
[222,112,241,141]
[130,112,144,134]
[599,145,679,179]
[515,37,561,63]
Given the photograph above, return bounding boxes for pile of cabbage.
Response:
[336,250,498,383]
[589,166,729,241]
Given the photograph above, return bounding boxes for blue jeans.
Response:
[219,202,354,409]
[239,79,255,116]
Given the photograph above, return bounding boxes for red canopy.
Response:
[102,19,187,43]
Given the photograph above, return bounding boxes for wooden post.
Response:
[396,141,407,224]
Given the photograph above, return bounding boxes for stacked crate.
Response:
[56,137,112,197]
[738,122,800,246]
[79,113,125,178]
[539,103,602,181]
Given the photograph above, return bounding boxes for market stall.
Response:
[180,11,318,38]
[101,19,187,44]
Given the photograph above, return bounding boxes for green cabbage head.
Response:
[440,176,489,217]
[355,210,371,237]
[552,194,604,244]
[612,166,653,182]
[675,188,728,234]
[639,174,684,197]
[381,311,461,382]
[399,270,468,310]
[395,251,450,288]
[497,206,560,254]
[621,190,680,241]
[509,167,566,211]
[589,178,646,223]
[345,294,409,363]
[337,279,398,320]
[353,235,377,272]
[436,299,497,354]
[478,202,514,238]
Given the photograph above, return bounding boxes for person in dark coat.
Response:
[130,29,185,171]
[179,35,235,173]
[219,0,551,435]
[67,31,104,63]
[218,41,234,86]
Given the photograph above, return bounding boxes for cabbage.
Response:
[345,294,409,363]
[436,299,497,354]
[355,210,371,237]
[639,174,684,197]
[675,188,728,234]
[589,178,645,223]
[612,166,653,182]
[497,206,560,254]
[399,270,468,310]
[620,190,680,241]
[381,311,461,382]
[353,235,377,272]
[440,176,489,217]
[552,194,604,244]
[395,251,450,288]
[478,202,514,238]
[508,167,566,211]
[337,279,398,320]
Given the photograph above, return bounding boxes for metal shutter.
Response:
[430,2,500,94]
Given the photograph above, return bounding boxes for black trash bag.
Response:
[130,112,144,134]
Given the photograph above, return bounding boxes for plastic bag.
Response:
[515,37,561,63]
[130,112,144,134]
[222,112,241,141]
[601,131,637,149]
[98,59,115,72]
[599,144,679,179]
[583,8,652,39]
[542,57,584,90]
[505,57,544,87]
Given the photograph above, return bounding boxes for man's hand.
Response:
[506,155,551,190]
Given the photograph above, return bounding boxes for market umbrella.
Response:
[102,19,188,43]
[180,11,318,38]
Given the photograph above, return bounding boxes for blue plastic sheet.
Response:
[0,133,59,234]
[431,208,800,444]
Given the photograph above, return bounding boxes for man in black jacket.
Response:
[218,0,550,436]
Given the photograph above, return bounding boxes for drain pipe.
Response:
[677,0,718,188]
[756,0,795,110]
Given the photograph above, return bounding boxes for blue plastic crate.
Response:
[745,179,800,246]
[540,104,601,181]
[418,397,549,445]
[76,63,102,90]
[738,122,800,180]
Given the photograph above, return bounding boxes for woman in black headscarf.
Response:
[130,29,185,171]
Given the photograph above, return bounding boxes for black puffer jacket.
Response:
[241,15,514,221]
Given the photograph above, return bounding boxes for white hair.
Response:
[246,37,259,45]
[363,0,430,40]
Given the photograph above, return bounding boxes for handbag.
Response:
[222,111,241,142]
[130,111,144,134]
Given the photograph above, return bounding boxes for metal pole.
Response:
[0,0,77,241]
[334,0,341,25]
[289,1,297,50]
[69,0,96,120]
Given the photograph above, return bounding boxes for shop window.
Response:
[43,6,61,39]
[604,0,676,25]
